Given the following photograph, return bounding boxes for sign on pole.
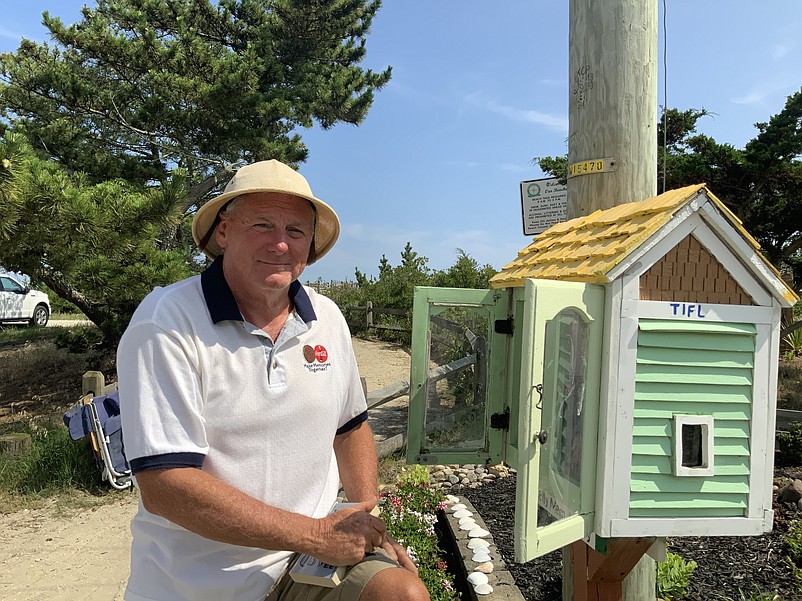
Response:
[520,178,568,236]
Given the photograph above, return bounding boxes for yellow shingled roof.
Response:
[490,184,797,305]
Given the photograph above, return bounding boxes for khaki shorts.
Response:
[266,550,400,601]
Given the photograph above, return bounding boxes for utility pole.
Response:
[567,0,657,218]
[564,1,658,600]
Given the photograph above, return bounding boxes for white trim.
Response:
[594,278,623,537]
[692,226,773,307]
[699,202,796,307]
[609,517,766,537]
[672,415,715,477]
[606,199,700,282]
[623,299,775,324]
[747,323,771,518]
[763,304,782,512]
[610,276,640,524]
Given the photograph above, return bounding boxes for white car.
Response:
[0,273,51,326]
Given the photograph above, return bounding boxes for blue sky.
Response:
[2,1,801,282]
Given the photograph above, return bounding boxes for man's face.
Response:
[215,192,315,293]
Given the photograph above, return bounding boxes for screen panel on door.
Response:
[407,287,509,466]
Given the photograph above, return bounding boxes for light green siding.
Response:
[629,320,755,518]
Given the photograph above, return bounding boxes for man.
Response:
[118,160,429,601]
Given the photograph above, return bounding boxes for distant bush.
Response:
[327,244,497,344]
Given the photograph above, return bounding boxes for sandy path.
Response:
[0,338,411,601]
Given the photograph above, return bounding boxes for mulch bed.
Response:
[458,467,802,600]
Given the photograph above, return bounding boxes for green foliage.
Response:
[0,133,193,345]
[380,481,458,601]
[657,551,697,601]
[327,243,498,343]
[784,518,802,591]
[55,326,105,354]
[782,319,802,360]
[395,464,431,487]
[0,0,391,178]
[776,422,802,467]
[0,421,104,496]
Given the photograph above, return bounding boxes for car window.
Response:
[0,277,23,293]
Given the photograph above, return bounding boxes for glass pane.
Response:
[538,308,589,523]
[682,424,703,467]
[422,305,489,451]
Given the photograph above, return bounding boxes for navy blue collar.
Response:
[200,256,317,324]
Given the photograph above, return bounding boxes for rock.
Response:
[474,583,494,595]
[472,551,492,562]
[467,572,489,586]
[450,503,466,511]
[468,527,490,538]
[475,562,494,574]
[453,509,473,518]
[778,480,802,502]
[448,474,460,484]
[468,538,490,550]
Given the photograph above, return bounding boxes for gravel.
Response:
[457,468,802,601]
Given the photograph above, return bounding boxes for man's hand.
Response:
[312,501,387,566]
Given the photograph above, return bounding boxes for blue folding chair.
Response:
[63,391,132,490]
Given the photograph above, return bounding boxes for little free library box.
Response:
[406,183,798,563]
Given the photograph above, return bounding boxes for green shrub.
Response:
[54,325,104,353]
[776,422,802,467]
[657,551,697,601]
[380,480,459,601]
[0,421,103,496]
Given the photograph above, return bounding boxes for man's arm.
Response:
[333,420,419,574]
[333,420,379,506]
[135,466,385,566]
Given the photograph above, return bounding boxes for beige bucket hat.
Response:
[191,160,340,263]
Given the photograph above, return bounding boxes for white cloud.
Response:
[731,91,767,106]
[0,28,23,41]
[464,92,568,132]
[771,44,791,60]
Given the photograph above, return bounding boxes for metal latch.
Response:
[490,408,510,430]
[494,318,514,335]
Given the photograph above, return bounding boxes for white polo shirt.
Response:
[118,257,367,601]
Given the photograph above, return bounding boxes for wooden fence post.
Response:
[366,301,374,330]
[82,371,106,396]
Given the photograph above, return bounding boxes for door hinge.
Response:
[490,408,510,430]
[494,317,514,335]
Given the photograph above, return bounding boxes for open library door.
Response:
[514,279,605,562]
[406,286,510,467]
